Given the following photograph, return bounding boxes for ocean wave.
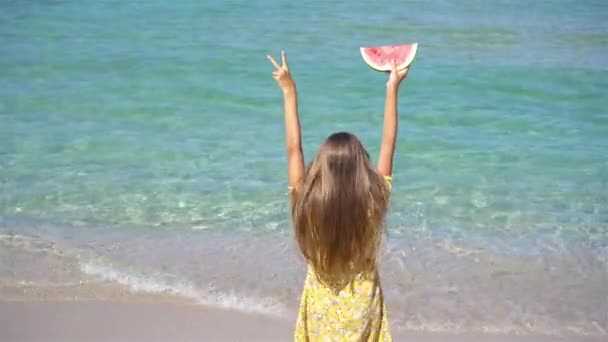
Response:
[0,232,69,258]
[80,260,286,317]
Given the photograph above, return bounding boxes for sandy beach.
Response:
[1,301,605,342]
[1,301,290,342]
[1,232,606,341]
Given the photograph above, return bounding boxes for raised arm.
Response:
[377,60,409,177]
[267,51,305,188]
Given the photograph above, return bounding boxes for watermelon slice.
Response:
[360,43,418,71]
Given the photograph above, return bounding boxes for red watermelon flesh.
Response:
[360,43,418,71]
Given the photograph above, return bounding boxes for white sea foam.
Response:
[80,260,285,317]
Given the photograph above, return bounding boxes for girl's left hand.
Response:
[267,51,295,94]
[386,59,409,90]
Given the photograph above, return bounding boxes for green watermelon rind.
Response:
[360,43,418,72]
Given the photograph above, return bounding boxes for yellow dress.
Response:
[293,177,392,342]
[294,267,391,341]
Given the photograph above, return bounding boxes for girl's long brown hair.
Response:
[291,132,390,284]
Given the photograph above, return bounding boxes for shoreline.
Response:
[1,300,605,342]
[1,228,607,340]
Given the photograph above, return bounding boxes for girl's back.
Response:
[291,132,392,341]
[267,51,409,341]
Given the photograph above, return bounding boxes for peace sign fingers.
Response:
[267,50,295,93]
[267,54,282,70]
[281,51,289,70]
[267,51,290,70]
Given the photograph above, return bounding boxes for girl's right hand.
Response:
[386,59,409,91]
[267,51,295,94]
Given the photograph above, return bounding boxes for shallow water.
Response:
[1,0,607,336]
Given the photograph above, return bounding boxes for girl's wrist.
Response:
[282,84,296,96]
[386,83,399,93]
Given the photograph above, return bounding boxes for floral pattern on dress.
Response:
[294,266,391,342]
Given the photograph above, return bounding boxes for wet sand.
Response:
[1,301,605,342]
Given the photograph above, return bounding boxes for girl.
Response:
[267,51,408,341]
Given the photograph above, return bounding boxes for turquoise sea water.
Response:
[1,0,607,336]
